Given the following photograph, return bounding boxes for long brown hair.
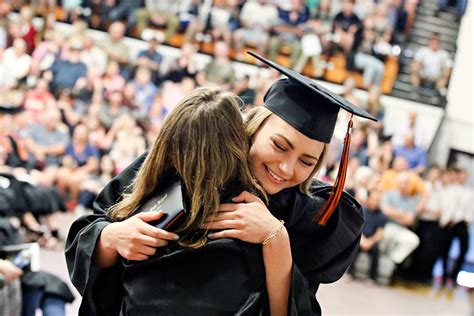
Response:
[108,87,263,248]
[245,106,327,193]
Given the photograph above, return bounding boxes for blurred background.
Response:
[0,0,472,315]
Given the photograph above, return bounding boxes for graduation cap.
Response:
[0,105,24,115]
[248,51,377,225]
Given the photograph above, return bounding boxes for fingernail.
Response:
[207,233,214,238]
[173,235,180,241]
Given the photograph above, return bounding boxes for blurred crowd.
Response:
[0,1,471,315]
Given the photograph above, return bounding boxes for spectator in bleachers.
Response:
[30,30,67,83]
[330,0,363,56]
[293,0,335,77]
[380,171,420,264]
[393,130,428,174]
[365,86,384,131]
[196,40,235,90]
[183,0,213,43]
[134,35,163,83]
[134,0,184,42]
[164,42,198,83]
[350,11,387,90]
[354,0,375,21]
[349,127,369,166]
[101,21,130,69]
[233,0,277,59]
[80,36,108,77]
[207,0,241,45]
[102,61,126,96]
[24,78,54,123]
[67,19,89,48]
[107,0,142,34]
[392,110,427,150]
[0,108,31,170]
[410,33,452,98]
[379,155,425,196]
[234,74,256,107]
[98,90,129,129]
[438,168,472,287]
[159,76,196,113]
[22,108,69,185]
[56,124,99,206]
[82,110,114,152]
[56,89,84,128]
[44,41,87,95]
[387,0,408,44]
[351,165,377,204]
[1,38,31,89]
[309,0,338,55]
[18,6,37,55]
[268,0,309,68]
[123,82,138,109]
[132,66,158,114]
[109,114,146,173]
[93,0,115,31]
[77,154,116,212]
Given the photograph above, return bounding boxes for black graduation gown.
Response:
[65,152,363,315]
[268,184,363,294]
[120,239,265,315]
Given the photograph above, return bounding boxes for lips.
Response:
[264,165,286,183]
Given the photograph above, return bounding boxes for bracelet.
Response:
[262,220,285,245]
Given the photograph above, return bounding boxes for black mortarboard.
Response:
[0,105,24,115]
[248,51,377,225]
[248,51,377,143]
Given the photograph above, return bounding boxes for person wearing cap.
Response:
[66,53,376,314]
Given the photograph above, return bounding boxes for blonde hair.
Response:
[108,87,263,248]
[245,106,327,193]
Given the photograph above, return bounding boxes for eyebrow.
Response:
[275,133,319,161]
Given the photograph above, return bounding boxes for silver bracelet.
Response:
[262,220,285,245]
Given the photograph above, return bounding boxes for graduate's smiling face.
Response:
[249,115,325,194]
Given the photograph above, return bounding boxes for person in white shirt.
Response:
[410,33,452,96]
[438,168,472,286]
[80,36,108,77]
[1,38,32,89]
[408,165,443,283]
[233,0,278,59]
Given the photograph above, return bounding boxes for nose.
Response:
[278,160,295,179]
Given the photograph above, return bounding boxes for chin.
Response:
[260,181,284,195]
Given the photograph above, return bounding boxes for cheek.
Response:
[293,166,315,185]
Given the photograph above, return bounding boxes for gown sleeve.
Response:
[64,152,148,315]
[302,180,364,284]
[269,182,364,315]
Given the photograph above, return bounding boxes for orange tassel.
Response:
[314,116,353,225]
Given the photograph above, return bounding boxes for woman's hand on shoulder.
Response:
[99,211,180,262]
[202,191,280,244]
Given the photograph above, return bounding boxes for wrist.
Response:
[100,223,118,252]
[262,220,286,246]
[93,223,120,268]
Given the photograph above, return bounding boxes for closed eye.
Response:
[300,159,314,167]
[273,141,287,152]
